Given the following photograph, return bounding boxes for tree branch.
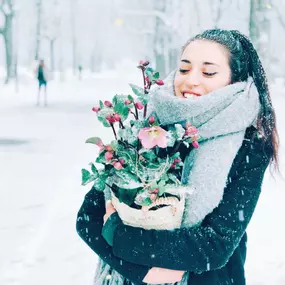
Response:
[118,9,172,27]
[271,2,285,29]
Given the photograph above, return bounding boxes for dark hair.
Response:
[182,29,279,171]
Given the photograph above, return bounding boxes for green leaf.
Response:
[81,169,94,185]
[128,95,134,101]
[153,72,160,80]
[90,163,99,176]
[113,184,140,206]
[85,137,102,145]
[111,140,118,151]
[98,115,111,127]
[129,84,144,97]
[93,177,106,191]
[112,96,118,105]
[113,102,129,120]
[172,152,180,159]
[158,185,166,196]
[168,173,180,184]
[96,151,106,164]
[99,100,104,109]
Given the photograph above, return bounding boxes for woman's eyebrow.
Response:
[181,59,220,67]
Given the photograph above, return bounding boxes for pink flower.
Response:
[113,161,123,170]
[155,79,164,86]
[104,101,113,108]
[138,126,167,149]
[92,106,100,113]
[106,114,115,123]
[105,151,113,161]
[148,115,155,124]
[174,158,181,164]
[113,113,121,122]
[192,141,199,148]
[135,102,144,110]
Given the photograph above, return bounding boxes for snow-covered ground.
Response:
[0,71,284,285]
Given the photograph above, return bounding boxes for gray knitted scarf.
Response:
[93,71,260,285]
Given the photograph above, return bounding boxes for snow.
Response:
[0,71,284,285]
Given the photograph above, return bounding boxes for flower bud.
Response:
[155,79,164,86]
[174,158,181,164]
[124,99,132,105]
[150,194,157,201]
[105,145,113,151]
[139,60,150,66]
[105,151,113,161]
[170,163,176,169]
[113,161,123,170]
[92,106,100,113]
[148,115,155,124]
[185,126,198,136]
[106,114,115,123]
[104,101,113,108]
[113,113,121,122]
[119,159,125,165]
[152,188,159,194]
[135,102,144,110]
[192,141,199,148]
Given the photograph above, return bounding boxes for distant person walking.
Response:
[36,59,48,106]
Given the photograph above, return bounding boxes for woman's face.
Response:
[174,40,231,98]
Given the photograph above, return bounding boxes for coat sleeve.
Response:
[111,142,270,272]
[76,187,150,284]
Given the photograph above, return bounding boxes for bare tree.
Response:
[41,0,61,72]
[0,0,15,83]
[70,0,77,75]
[249,0,270,71]
[34,0,42,61]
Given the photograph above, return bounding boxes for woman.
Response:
[76,29,279,285]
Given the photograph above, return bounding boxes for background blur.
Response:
[0,1,284,285]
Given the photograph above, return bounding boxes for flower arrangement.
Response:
[81,61,201,209]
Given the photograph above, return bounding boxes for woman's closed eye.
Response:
[179,69,189,74]
[179,69,218,77]
[203,72,218,76]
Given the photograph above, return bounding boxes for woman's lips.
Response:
[182,91,202,97]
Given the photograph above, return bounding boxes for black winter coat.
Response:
[76,126,271,285]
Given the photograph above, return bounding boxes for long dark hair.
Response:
[182,29,279,171]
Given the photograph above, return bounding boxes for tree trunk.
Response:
[50,39,55,72]
[249,0,270,73]
[71,0,77,75]
[4,14,13,84]
[153,0,167,78]
[35,0,42,61]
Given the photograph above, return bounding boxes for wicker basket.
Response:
[111,191,185,230]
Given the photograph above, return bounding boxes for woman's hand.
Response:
[103,200,117,225]
[143,267,185,284]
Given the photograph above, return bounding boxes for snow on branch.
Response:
[118,9,172,27]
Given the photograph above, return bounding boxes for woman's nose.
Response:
[184,70,201,86]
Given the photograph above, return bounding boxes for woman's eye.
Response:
[179,69,189,74]
[203,72,218,76]
[179,69,188,73]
